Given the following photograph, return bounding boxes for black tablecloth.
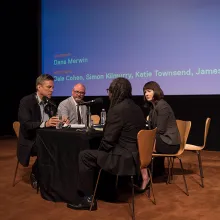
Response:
[36,128,103,203]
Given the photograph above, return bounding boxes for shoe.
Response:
[30,172,38,190]
[67,196,97,211]
[134,179,151,193]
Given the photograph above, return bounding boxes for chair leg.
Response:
[147,168,156,205]
[151,157,154,177]
[177,157,189,196]
[197,151,204,188]
[167,157,172,184]
[90,169,102,211]
[130,176,135,220]
[170,157,175,182]
[12,160,19,187]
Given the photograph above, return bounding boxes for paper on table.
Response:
[70,124,86,128]
[94,127,103,131]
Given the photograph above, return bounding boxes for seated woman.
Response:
[139,81,180,191]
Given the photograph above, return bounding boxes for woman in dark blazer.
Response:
[138,81,180,191]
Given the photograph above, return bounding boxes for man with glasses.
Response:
[57,83,87,124]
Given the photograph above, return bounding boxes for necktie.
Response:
[77,105,81,124]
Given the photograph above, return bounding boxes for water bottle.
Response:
[100,109,106,125]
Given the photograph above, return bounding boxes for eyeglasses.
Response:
[74,90,85,95]
[106,88,112,94]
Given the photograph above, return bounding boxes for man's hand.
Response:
[62,116,70,125]
[45,116,61,127]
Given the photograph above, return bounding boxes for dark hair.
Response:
[36,74,54,88]
[108,77,132,108]
[143,81,164,102]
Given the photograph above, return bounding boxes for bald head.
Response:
[72,83,86,103]
[73,83,85,91]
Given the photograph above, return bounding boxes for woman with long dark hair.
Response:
[138,81,180,191]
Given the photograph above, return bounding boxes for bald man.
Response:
[57,83,87,124]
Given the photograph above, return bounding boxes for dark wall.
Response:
[2,1,219,151]
[54,95,219,151]
[1,1,39,137]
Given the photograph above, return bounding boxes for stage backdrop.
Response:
[41,0,220,96]
[1,0,219,153]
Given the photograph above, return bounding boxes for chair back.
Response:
[137,128,157,169]
[176,120,191,155]
[202,117,211,149]
[13,121,20,138]
[91,115,100,125]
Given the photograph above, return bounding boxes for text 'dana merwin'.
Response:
[53,58,88,65]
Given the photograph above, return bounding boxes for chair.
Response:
[152,120,191,196]
[137,128,157,205]
[184,117,211,188]
[12,122,39,192]
[12,121,20,187]
[90,128,157,220]
[91,114,100,125]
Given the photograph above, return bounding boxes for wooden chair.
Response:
[184,117,211,188]
[90,128,157,219]
[12,121,20,187]
[91,114,100,125]
[137,128,157,204]
[152,120,191,196]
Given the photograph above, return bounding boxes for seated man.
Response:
[57,83,87,124]
[17,74,60,189]
[67,77,146,211]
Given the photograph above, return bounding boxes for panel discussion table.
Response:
[36,127,103,204]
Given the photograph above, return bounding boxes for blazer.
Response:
[57,97,87,125]
[97,98,146,176]
[17,93,42,166]
[149,99,180,145]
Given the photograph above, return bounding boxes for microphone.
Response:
[78,98,103,106]
[42,96,57,107]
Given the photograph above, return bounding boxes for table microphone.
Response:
[78,98,103,106]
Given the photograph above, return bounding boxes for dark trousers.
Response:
[155,134,180,154]
[78,149,122,201]
[78,149,99,196]
[152,135,180,177]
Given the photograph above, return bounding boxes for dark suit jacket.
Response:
[17,93,42,166]
[97,98,146,176]
[149,99,180,145]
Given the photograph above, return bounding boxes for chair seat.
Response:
[152,151,182,157]
[152,153,177,157]
[185,144,203,151]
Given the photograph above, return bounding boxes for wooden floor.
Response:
[0,137,220,220]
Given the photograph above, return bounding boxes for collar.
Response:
[36,93,43,105]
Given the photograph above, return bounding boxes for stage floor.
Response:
[0,137,220,220]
